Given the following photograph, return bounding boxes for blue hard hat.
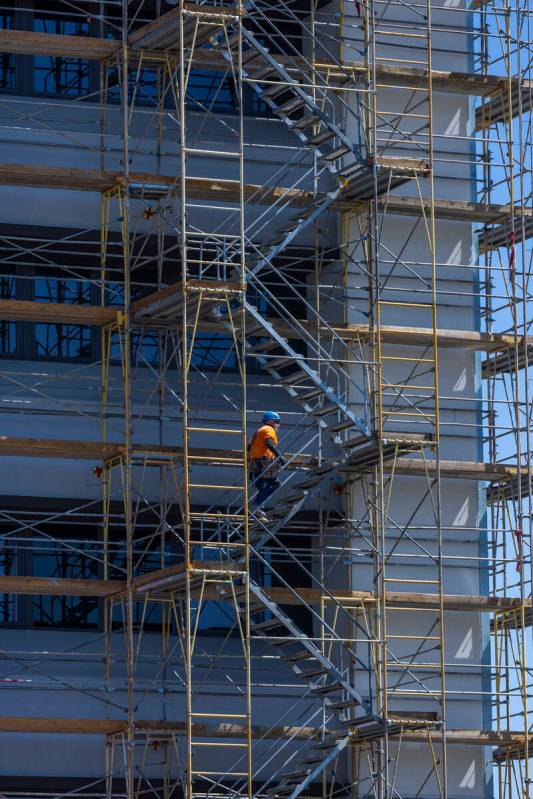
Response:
[262,411,281,423]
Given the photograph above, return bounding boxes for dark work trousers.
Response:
[249,457,280,509]
[252,475,280,509]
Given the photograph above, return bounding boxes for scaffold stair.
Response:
[224,578,384,799]
[217,26,424,203]
[233,578,373,715]
[249,461,337,549]
[244,300,371,441]
[246,190,340,279]
[224,28,359,173]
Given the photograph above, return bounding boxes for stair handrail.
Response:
[243,269,371,425]
[241,0,366,156]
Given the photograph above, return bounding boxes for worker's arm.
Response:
[266,437,285,465]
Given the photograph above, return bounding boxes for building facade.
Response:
[0,1,530,798]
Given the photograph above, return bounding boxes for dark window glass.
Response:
[130,330,154,365]
[0,275,16,354]
[33,17,91,97]
[110,545,177,628]
[32,546,99,628]
[187,69,270,115]
[192,599,235,630]
[35,276,93,359]
[0,544,17,623]
[107,66,159,107]
[0,14,15,90]
[190,332,239,371]
[187,70,236,113]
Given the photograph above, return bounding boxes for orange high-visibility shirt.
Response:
[248,424,278,460]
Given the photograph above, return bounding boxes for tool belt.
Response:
[249,455,281,480]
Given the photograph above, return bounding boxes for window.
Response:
[32,544,100,628]
[192,598,236,631]
[33,16,91,97]
[0,274,17,355]
[107,65,160,107]
[190,332,241,371]
[187,69,270,116]
[0,13,15,90]
[187,70,237,114]
[0,9,272,116]
[0,544,17,624]
[34,276,93,359]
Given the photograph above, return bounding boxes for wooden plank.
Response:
[0,437,121,460]
[0,717,128,735]
[475,85,533,131]
[132,279,241,321]
[377,196,533,225]
[133,560,241,594]
[0,164,530,231]
[0,164,120,192]
[395,729,530,747]
[0,575,121,597]
[0,26,523,104]
[0,164,312,208]
[130,3,239,51]
[0,716,318,741]
[0,569,528,616]
[0,715,527,750]
[0,437,308,470]
[372,66,529,99]
[0,293,527,357]
[0,437,240,465]
[336,323,525,352]
[383,458,526,482]
[0,299,117,326]
[0,437,526,486]
[344,456,527,482]
[0,29,119,59]
[266,586,530,614]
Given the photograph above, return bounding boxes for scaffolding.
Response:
[0,0,531,798]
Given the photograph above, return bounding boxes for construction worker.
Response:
[247,411,285,520]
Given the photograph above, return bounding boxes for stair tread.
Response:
[323,145,351,161]
[311,404,338,418]
[277,97,306,115]
[328,699,361,710]
[327,419,355,433]
[292,114,320,130]
[251,65,278,81]
[261,82,291,99]
[268,356,298,369]
[281,370,311,385]
[307,129,336,147]
[297,667,330,679]
[297,388,325,402]
[340,434,373,449]
[310,683,343,695]
[294,477,323,489]
[284,652,316,662]
[248,341,280,354]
